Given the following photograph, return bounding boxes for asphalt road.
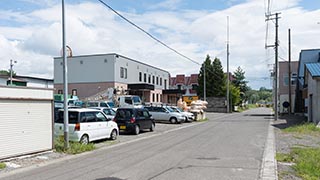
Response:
[1,108,272,180]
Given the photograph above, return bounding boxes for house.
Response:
[0,75,53,88]
[54,53,170,103]
[278,61,299,114]
[304,63,320,124]
[294,49,320,115]
[162,74,199,104]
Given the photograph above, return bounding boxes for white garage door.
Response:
[0,100,53,159]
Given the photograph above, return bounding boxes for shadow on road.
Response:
[96,178,124,180]
[272,114,307,130]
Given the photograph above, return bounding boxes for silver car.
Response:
[145,106,185,124]
[170,106,194,122]
[89,107,116,120]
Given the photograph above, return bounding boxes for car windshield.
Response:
[55,111,79,124]
[171,107,181,113]
[87,102,99,107]
[103,108,116,116]
[132,96,141,105]
[116,109,134,118]
[165,107,175,112]
[107,102,115,108]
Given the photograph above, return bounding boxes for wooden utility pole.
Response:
[288,29,292,114]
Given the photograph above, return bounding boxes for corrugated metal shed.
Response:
[306,63,320,77]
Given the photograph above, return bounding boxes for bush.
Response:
[54,136,95,154]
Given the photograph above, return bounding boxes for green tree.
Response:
[197,55,214,98]
[0,69,16,76]
[229,84,240,106]
[212,57,225,97]
[232,66,249,104]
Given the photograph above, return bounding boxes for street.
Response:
[1,108,272,180]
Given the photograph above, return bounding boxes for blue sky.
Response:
[0,0,319,90]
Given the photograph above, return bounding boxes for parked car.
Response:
[170,106,194,122]
[89,107,116,120]
[144,106,185,124]
[54,108,118,144]
[114,108,155,135]
[84,101,115,109]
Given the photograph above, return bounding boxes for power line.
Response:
[97,0,200,66]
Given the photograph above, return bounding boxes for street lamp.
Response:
[10,59,17,86]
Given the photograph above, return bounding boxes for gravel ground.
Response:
[273,114,320,180]
[0,120,201,175]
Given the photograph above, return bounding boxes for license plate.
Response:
[120,125,126,130]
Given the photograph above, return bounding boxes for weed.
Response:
[283,123,320,135]
[0,163,6,169]
[54,136,95,154]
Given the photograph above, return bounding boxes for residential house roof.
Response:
[305,63,320,78]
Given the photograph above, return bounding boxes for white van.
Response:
[117,95,143,108]
[54,108,118,144]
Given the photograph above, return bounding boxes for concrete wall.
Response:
[206,97,227,113]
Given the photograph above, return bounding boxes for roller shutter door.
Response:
[0,100,53,159]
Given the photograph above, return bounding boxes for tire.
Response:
[150,123,155,132]
[133,125,140,135]
[80,134,89,145]
[170,117,177,124]
[110,129,118,140]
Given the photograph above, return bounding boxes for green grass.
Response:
[283,123,320,135]
[54,136,96,154]
[0,163,6,169]
[196,118,208,122]
[276,147,320,180]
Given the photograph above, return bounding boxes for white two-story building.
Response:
[54,53,170,103]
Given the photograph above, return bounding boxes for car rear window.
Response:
[55,111,79,124]
[116,109,134,118]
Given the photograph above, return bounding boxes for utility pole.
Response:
[288,29,292,114]
[226,16,230,113]
[9,60,17,86]
[266,12,280,120]
[62,0,69,149]
[204,63,206,101]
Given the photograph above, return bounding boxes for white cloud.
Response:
[148,0,183,10]
[0,0,319,90]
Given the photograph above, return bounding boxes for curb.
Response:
[259,119,278,180]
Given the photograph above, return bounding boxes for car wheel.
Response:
[110,129,118,140]
[134,125,140,135]
[80,135,89,145]
[150,123,155,132]
[170,117,177,124]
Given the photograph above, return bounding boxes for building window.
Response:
[156,94,159,102]
[144,73,147,82]
[160,78,162,86]
[291,73,297,85]
[177,85,182,90]
[156,77,159,85]
[152,93,155,102]
[72,89,77,96]
[139,72,142,82]
[120,67,127,79]
[148,75,151,83]
[164,79,167,89]
[152,76,155,84]
[58,90,63,94]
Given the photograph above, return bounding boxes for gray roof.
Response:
[298,49,320,78]
[306,63,320,77]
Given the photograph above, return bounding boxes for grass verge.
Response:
[54,136,96,154]
[283,123,320,135]
[276,147,320,180]
[196,118,208,122]
[0,163,6,169]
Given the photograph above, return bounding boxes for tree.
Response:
[212,57,225,97]
[0,69,16,76]
[197,55,214,98]
[232,66,249,104]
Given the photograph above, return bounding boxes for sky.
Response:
[0,0,319,90]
